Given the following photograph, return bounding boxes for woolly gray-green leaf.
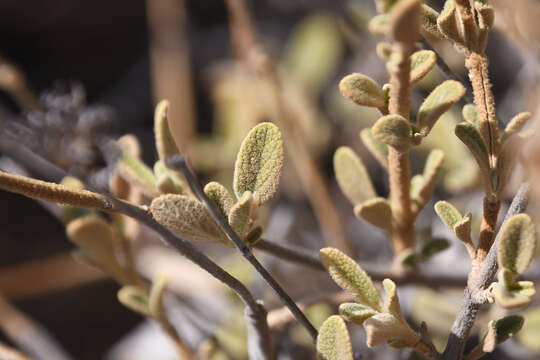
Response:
[316,315,353,360]
[233,122,284,205]
[434,201,462,231]
[228,191,257,239]
[454,213,475,257]
[363,313,418,348]
[410,50,436,84]
[462,104,478,125]
[334,147,376,205]
[372,114,411,152]
[204,181,234,217]
[150,194,230,246]
[339,303,378,325]
[497,214,536,275]
[417,80,465,136]
[501,112,532,144]
[360,129,388,169]
[437,0,462,44]
[455,122,490,181]
[339,73,385,108]
[388,0,421,44]
[354,197,392,232]
[368,14,389,35]
[493,272,534,309]
[382,279,404,322]
[482,315,524,353]
[154,100,179,161]
[320,247,382,311]
[376,42,393,62]
[420,4,442,39]
[421,238,450,258]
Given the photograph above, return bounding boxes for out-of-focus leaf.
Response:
[497,214,536,275]
[410,50,436,84]
[204,181,234,217]
[462,104,478,125]
[118,286,150,317]
[360,128,388,169]
[455,122,490,181]
[117,152,158,197]
[233,122,283,205]
[437,1,462,44]
[420,4,442,39]
[60,176,92,222]
[517,307,540,351]
[316,315,353,360]
[375,0,399,13]
[154,160,184,194]
[149,275,168,320]
[245,226,263,246]
[376,42,393,61]
[382,279,404,322]
[363,313,418,348]
[388,0,421,44]
[320,247,382,311]
[372,114,411,151]
[421,238,450,258]
[154,100,179,162]
[339,303,378,325]
[482,315,524,352]
[501,112,532,144]
[413,149,444,209]
[354,197,392,232]
[339,73,385,108]
[368,14,389,35]
[333,147,376,205]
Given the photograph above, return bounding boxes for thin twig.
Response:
[167,154,318,342]
[441,183,530,360]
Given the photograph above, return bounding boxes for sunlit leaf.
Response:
[334,147,376,205]
[360,128,388,169]
[117,286,150,317]
[437,0,462,44]
[372,114,411,151]
[339,303,378,325]
[363,313,418,348]
[154,100,179,161]
[455,122,490,181]
[482,315,524,352]
[462,104,478,125]
[204,181,234,217]
[410,50,436,84]
[228,191,257,239]
[497,214,536,275]
[149,275,168,320]
[434,201,462,230]
[354,197,392,232]
[316,315,353,360]
[501,112,532,144]
[382,279,404,322]
[339,73,385,108]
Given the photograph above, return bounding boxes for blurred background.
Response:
[0,0,539,359]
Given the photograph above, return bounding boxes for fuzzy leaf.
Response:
[117,286,150,317]
[434,201,462,230]
[420,4,442,39]
[372,114,411,151]
[493,282,533,309]
[397,248,419,268]
[368,14,389,35]
[233,122,283,205]
[339,303,378,325]
[156,175,180,194]
[154,100,179,161]
[417,80,465,136]
[501,112,532,144]
[388,0,421,44]
[454,213,475,257]
[376,42,393,61]
[153,160,183,193]
[410,174,424,200]
[455,122,490,181]
[117,152,158,197]
[437,0,462,44]
[382,279,404,322]
[495,132,529,195]
[497,214,536,275]
[462,104,478,125]
[360,129,388,169]
[414,149,444,207]
[320,248,382,311]
[149,275,168,320]
[421,238,450,258]
[410,50,436,84]
[339,73,384,108]
[483,315,524,353]
[204,181,234,217]
[316,315,353,360]
[363,313,418,348]
[354,197,392,232]
[150,194,230,246]
[334,147,376,205]
[228,191,257,239]
[475,0,495,51]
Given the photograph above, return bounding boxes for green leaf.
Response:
[333,147,376,205]
[339,73,385,108]
[372,114,411,152]
[150,194,230,246]
[339,303,378,325]
[501,112,532,144]
[316,315,353,360]
[493,282,533,309]
[417,80,465,136]
[437,1,462,44]
[410,174,424,200]
[233,122,284,205]
[455,122,490,181]
[228,191,257,239]
[204,181,234,217]
[320,247,382,311]
[354,197,392,232]
[382,279,404,322]
[149,274,168,320]
[368,14,389,36]
[482,315,524,352]
[420,4,442,39]
[376,42,393,62]
[363,313,418,348]
[117,152,158,197]
[154,100,179,161]
[434,201,462,230]
[497,214,536,275]
[462,104,478,125]
[475,0,495,51]
[117,286,151,317]
[388,0,421,44]
[153,160,184,193]
[410,50,436,84]
[421,238,450,258]
[360,129,388,169]
[396,248,419,268]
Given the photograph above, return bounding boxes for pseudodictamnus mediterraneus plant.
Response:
[317,0,536,359]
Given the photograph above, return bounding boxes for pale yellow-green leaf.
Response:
[493,283,532,309]
[149,274,168,320]
[434,201,462,230]
[417,80,465,136]
[501,112,531,144]
[117,152,158,197]
[360,128,388,169]
[204,181,234,217]
[376,42,393,62]
[368,14,389,36]
[413,149,444,209]
[388,0,421,44]
[517,307,540,351]
[154,100,179,161]
[371,114,411,152]
[339,73,384,108]
[455,122,490,181]
[421,238,450,258]
[410,50,436,84]
[363,313,418,348]
[437,1,462,44]
[153,160,184,193]
[150,194,230,246]
[410,174,424,200]
[228,191,257,239]
[320,247,382,311]
[462,104,478,125]
[482,315,524,353]
[497,214,536,275]
[420,4,442,39]
[339,303,378,325]
[316,315,353,360]
[118,285,151,317]
[382,279,404,322]
[354,197,392,232]
[233,122,283,205]
[333,147,376,206]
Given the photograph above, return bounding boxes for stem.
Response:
[160,317,195,360]
[475,198,500,262]
[441,183,529,360]
[455,0,478,51]
[168,155,318,342]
